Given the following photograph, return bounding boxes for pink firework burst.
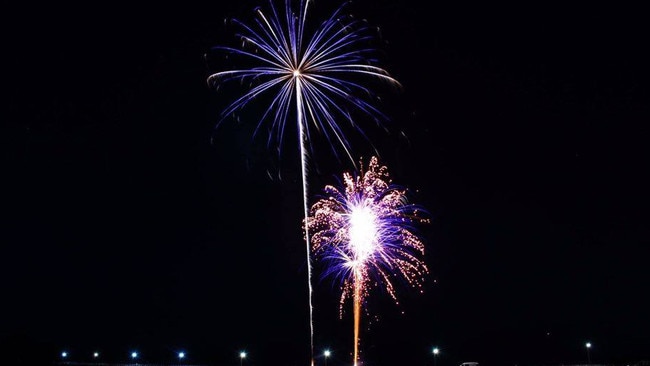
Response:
[305,156,429,365]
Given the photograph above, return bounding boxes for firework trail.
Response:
[305,156,429,366]
[206,1,400,362]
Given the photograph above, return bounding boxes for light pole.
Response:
[131,351,138,364]
[240,351,246,366]
[178,351,185,363]
[433,347,440,366]
[61,351,68,359]
[93,352,99,359]
[585,342,592,364]
[324,349,331,366]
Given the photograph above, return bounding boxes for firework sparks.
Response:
[206,1,400,363]
[207,0,401,164]
[305,156,429,366]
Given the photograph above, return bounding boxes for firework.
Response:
[305,156,429,366]
[207,0,401,164]
[206,1,400,362]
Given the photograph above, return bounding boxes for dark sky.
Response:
[3,1,649,366]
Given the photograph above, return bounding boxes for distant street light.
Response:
[433,347,440,366]
[178,351,185,362]
[585,342,592,364]
[324,349,331,366]
[93,352,99,359]
[131,351,138,363]
[240,351,247,366]
[61,351,68,359]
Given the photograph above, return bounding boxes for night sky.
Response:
[3,1,649,366]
